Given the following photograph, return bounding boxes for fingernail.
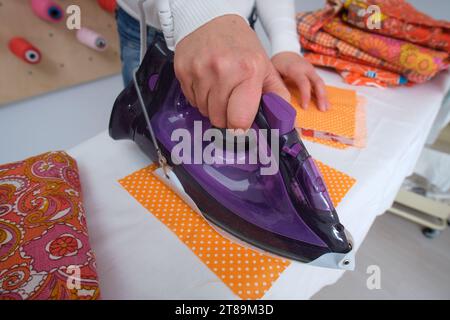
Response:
[227,128,248,136]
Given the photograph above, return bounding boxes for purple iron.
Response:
[109,39,354,270]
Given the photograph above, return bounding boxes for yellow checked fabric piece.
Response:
[303,135,349,149]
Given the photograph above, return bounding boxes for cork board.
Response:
[0,0,121,106]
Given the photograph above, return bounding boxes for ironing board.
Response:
[68,69,450,299]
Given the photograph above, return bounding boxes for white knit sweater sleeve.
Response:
[117,0,300,55]
[256,0,301,56]
[170,0,247,46]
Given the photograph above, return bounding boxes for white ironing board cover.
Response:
[68,69,450,299]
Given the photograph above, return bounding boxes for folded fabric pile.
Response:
[0,152,100,300]
[288,83,366,149]
[297,0,450,87]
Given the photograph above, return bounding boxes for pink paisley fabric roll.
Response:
[0,151,100,300]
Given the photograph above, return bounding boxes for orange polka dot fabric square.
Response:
[288,83,359,148]
[118,162,355,300]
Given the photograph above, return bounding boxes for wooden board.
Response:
[0,0,121,105]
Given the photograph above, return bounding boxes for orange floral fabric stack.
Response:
[342,0,450,53]
[297,0,450,87]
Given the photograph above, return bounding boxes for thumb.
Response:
[262,64,291,102]
[226,77,262,130]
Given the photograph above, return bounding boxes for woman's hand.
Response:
[272,52,329,111]
[174,15,290,130]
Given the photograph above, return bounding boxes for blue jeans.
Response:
[116,7,164,86]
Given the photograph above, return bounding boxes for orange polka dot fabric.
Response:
[288,83,359,148]
[118,162,355,300]
[315,161,356,205]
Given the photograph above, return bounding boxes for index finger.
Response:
[308,72,329,111]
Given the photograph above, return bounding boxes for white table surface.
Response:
[68,68,450,299]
